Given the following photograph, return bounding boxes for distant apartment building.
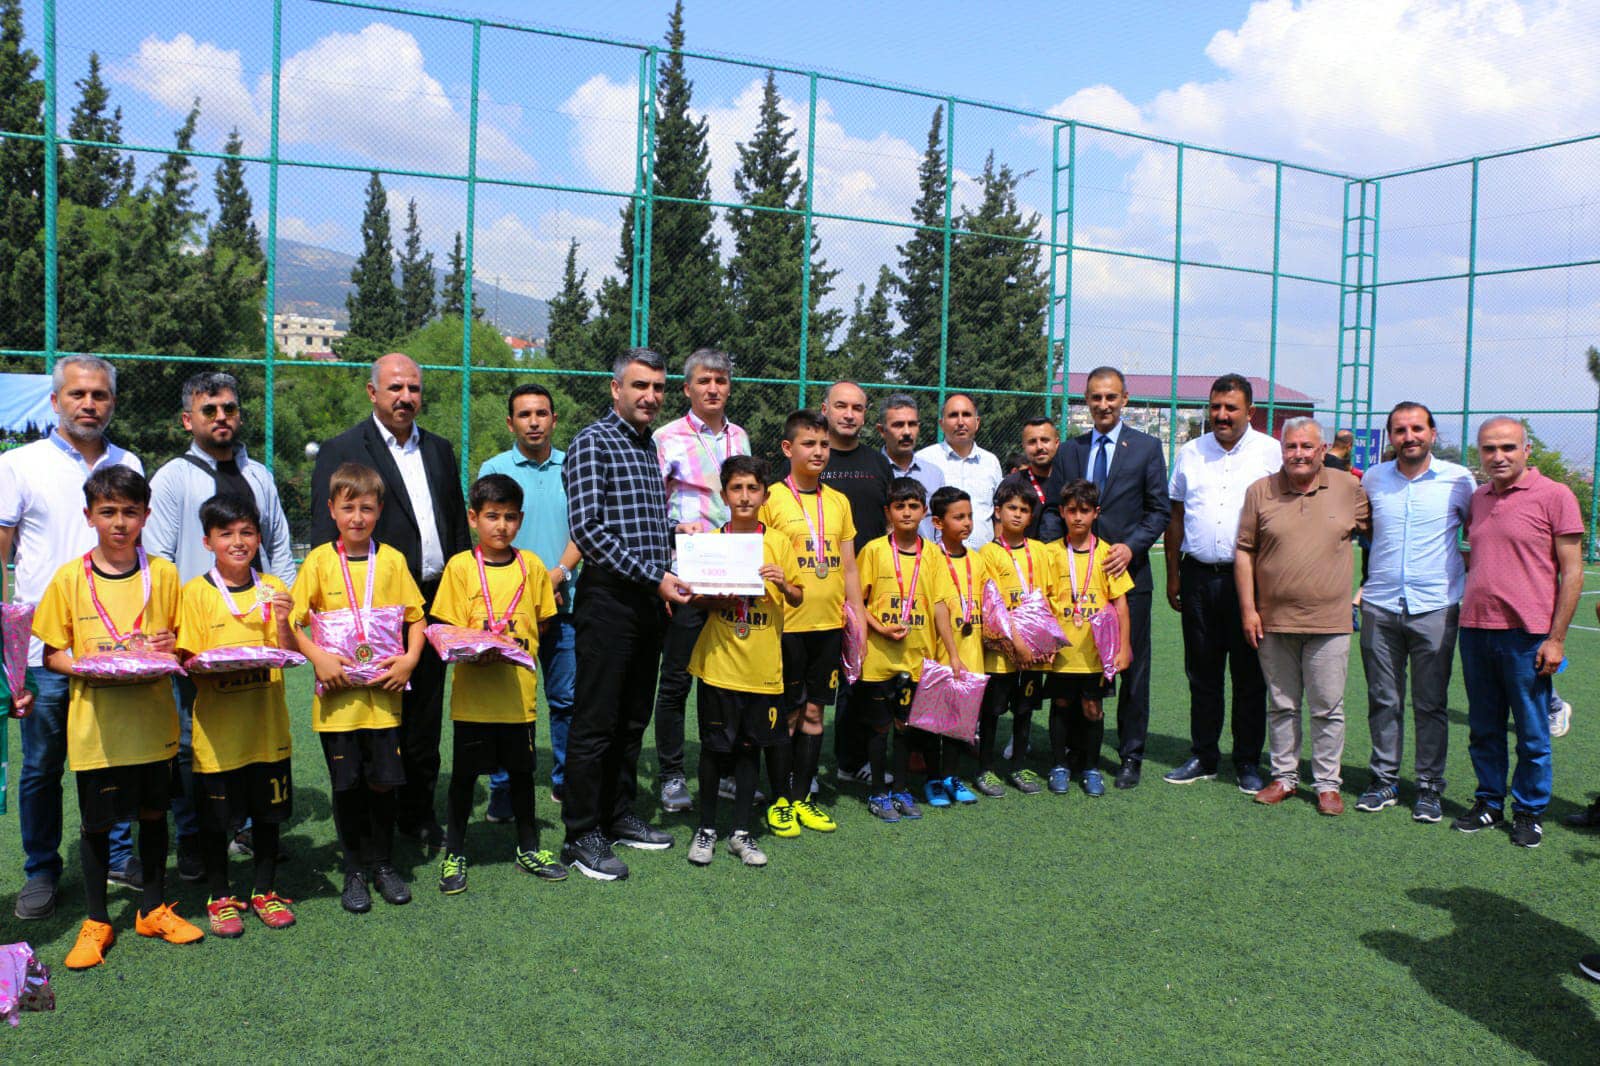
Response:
[272,313,347,357]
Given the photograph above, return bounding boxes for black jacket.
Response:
[1047,424,1170,592]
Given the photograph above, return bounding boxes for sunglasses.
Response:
[199,401,240,419]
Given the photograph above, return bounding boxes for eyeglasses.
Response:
[199,402,239,419]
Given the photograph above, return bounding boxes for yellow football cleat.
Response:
[793,797,838,832]
[765,799,801,838]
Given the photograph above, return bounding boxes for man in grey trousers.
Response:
[1353,402,1475,823]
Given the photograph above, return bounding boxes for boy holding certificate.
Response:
[290,463,426,914]
[430,473,565,892]
[758,411,865,838]
[686,457,802,867]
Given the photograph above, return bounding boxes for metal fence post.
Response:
[262,0,283,473]
[936,99,955,411]
[796,72,818,410]
[458,19,483,485]
[1167,145,1184,463]
[1266,161,1281,430]
[41,0,57,373]
[629,48,659,349]
[1459,159,1480,458]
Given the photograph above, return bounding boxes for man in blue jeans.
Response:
[0,356,139,919]
[479,384,582,809]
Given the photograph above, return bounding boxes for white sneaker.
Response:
[834,766,892,785]
[716,776,766,802]
[1551,699,1572,739]
[728,830,767,867]
[687,827,717,867]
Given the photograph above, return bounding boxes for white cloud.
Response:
[273,214,343,246]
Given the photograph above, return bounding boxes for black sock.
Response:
[445,770,475,855]
[82,831,111,923]
[199,828,230,898]
[697,750,723,831]
[1049,701,1070,767]
[1012,709,1034,769]
[508,772,538,853]
[732,749,759,833]
[891,728,911,789]
[251,823,280,895]
[138,815,169,914]
[940,736,961,778]
[368,787,396,866]
[767,734,794,803]
[792,732,822,801]
[867,730,889,792]
[332,788,369,874]
[978,711,1000,772]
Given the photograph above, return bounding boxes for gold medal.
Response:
[961,621,973,637]
[255,584,275,608]
[734,622,751,640]
[814,561,830,579]
[128,633,147,651]
[354,642,376,665]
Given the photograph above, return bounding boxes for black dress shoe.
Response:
[341,872,372,914]
[609,812,673,851]
[1114,759,1142,790]
[372,864,412,905]
[1564,797,1600,828]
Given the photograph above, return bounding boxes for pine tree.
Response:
[894,104,947,388]
[60,52,133,209]
[210,127,260,260]
[147,102,202,249]
[0,0,45,351]
[345,171,402,344]
[547,238,607,415]
[398,198,435,332]
[822,265,897,385]
[441,230,465,317]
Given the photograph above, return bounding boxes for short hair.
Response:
[887,476,927,507]
[928,485,970,519]
[52,354,117,395]
[181,371,240,410]
[1083,366,1127,392]
[199,492,261,535]
[613,347,666,382]
[720,454,768,488]
[1210,373,1253,406]
[1280,417,1324,443]
[507,382,553,417]
[83,465,148,508]
[1003,449,1028,473]
[469,473,523,512]
[942,391,978,414]
[683,348,732,380]
[1332,429,1354,446]
[1387,401,1435,432]
[783,409,828,443]
[1058,478,1100,510]
[1022,416,1057,434]
[992,473,1038,513]
[1476,415,1526,443]
[879,393,919,419]
[329,462,385,505]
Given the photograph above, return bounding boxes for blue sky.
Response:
[18,0,1600,452]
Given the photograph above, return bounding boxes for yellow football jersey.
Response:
[976,537,1058,674]
[430,549,556,724]
[857,535,955,683]
[758,481,855,633]
[688,527,799,695]
[930,541,987,673]
[1042,540,1133,674]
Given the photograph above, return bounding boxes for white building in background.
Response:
[272,313,346,357]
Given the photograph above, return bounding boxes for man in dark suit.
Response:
[310,353,471,848]
[1047,366,1170,788]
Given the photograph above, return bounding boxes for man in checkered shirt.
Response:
[559,348,693,882]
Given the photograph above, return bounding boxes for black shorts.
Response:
[1012,671,1046,714]
[320,727,406,792]
[980,672,1017,718]
[1044,672,1112,703]
[781,629,843,712]
[696,680,787,753]
[193,759,292,833]
[858,674,917,730]
[452,720,537,778]
[76,758,177,832]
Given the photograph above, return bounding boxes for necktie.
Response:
[1092,435,1110,492]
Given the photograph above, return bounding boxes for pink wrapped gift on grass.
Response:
[1009,589,1069,662]
[841,601,866,685]
[907,658,988,743]
[71,649,186,683]
[1,602,32,701]
[308,605,406,695]
[425,624,536,671]
[0,942,53,1026]
[186,645,308,675]
[1088,608,1122,680]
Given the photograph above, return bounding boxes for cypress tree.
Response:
[398,198,435,332]
[345,171,402,344]
[60,52,133,209]
[821,265,897,385]
[0,0,44,351]
[210,127,261,260]
[894,104,947,389]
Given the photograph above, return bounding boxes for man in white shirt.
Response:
[915,392,1005,550]
[0,356,142,918]
[1161,373,1282,791]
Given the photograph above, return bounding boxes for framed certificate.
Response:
[675,532,765,596]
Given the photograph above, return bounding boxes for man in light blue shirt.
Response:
[478,383,582,810]
[1355,401,1475,823]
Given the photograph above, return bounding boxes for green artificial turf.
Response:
[5,553,1600,1062]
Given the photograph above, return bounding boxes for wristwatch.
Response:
[554,563,572,583]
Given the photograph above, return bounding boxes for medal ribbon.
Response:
[209,567,272,627]
[940,544,973,625]
[890,539,924,626]
[1065,536,1098,622]
[335,540,379,644]
[1026,469,1047,505]
[1003,538,1035,593]
[784,476,827,576]
[473,546,527,635]
[82,547,150,647]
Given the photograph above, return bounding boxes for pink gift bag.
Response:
[1088,608,1122,680]
[841,601,866,686]
[0,942,54,1026]
[0,603,31,700]
[308,605,407,694]
[1009,589,1069,662]
[980,580,1014,643]
[425,624,536,672]
[186,645,308,675]
[71,649,186,683]
[907,658,988,743]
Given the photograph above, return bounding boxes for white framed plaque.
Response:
[675,532,765,596]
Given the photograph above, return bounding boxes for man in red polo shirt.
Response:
[1452,417,1582,849]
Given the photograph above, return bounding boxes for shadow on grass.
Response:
[1364,886,1600,1063]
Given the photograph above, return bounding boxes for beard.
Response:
[59,417,106,445]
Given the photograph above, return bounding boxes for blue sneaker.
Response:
[1048,766,1071,795]
[946,776,979,805]
[1081,769,1106,797]
[890,791,923,820]
[924,779,953,808]
[867,794,900,822]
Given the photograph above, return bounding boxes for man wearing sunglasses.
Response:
[145,371,298,880]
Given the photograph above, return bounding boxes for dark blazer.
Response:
[309,417,471,582]
[1047,424,1170,592]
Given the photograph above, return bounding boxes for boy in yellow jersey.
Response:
[975,474,1058,796]
[857,478,966,822]
[430,473,563,893]
[291,463,426,915]
[1042,480,1133,798]
[176,494,298,937]
[926,486,985,808]
[33,466,200,970]
[687,456,803,867]
[758,410,865,837]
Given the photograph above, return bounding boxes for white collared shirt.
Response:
[373,414,445,581]
[915,439,1005,550]
[1167,426,1283,563]
[1087,420,1125,484]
